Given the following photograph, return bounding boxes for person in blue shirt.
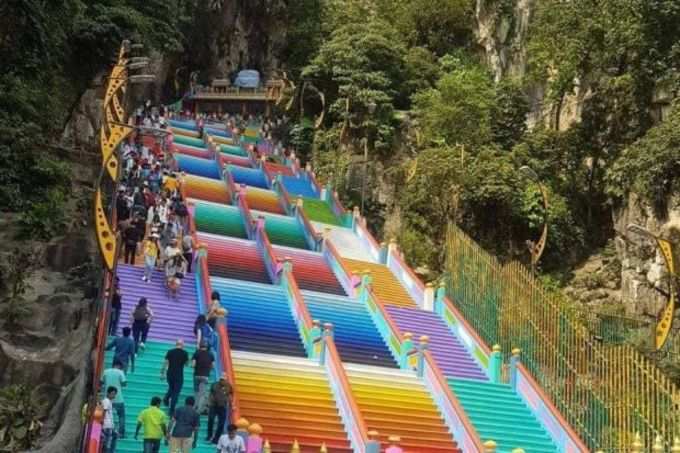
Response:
[106,326,135,373]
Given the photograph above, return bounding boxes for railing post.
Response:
[352,206,360,228]
[653,435,664,453]
[509,348,521,391]
[417,335,429,378]
[388,238,398,261]
[423,282,435,311]
[263,440,271,453]
[310,319,322,359]
[290,439,300,453]
[296,195,303,211]
[366,430,381,453]
[359,271,372,303]
[483,440,497,453]
[379,242,387,264]
[279,257,293,286]
[489,345,503,384]
[256,215,265,236]
[434,282,446,314]
[319,323,333,365]
[672,436,680,453]
[631,433,643,453]
[400,332,414,369]
[319,442,327,453]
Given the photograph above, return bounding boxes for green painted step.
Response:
[103,340,219,453]
[255,211,308,249]
[194,202,248,239]
[448,378,558,453]
[175,135,207,148]
[220,144,248,157]
[301,198,341,226]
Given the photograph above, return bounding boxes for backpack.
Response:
[175,203,188,217]
[133,305,149,321]
[201,324,217,349]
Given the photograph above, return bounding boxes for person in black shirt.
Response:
[122,221,141,265]
[192,341,215,414]
[108,284,122,336]
[161,339,189,415]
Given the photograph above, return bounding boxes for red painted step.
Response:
[271,245,346,296]
[197,232,271,284]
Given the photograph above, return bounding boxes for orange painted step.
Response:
[342,258,416,307]
[233,351,352,452]
[183,174,231,205]
[345,363,461,453]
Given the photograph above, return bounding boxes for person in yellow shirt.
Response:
[134,396,167,453]
[142,232,160,283]
[163,172,179,196]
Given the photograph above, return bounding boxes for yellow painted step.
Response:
[342,258,416,307]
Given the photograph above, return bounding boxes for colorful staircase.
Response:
[301,197,342,226]
[192,201,248,239]
[233,351,352,453]
[252,210,309,249]
[198,233,271,284]
[345,364,461,453]
[183,174,231,205]
[341,259,416,307]
[211,277,306,357]
[449,379,557,453]
[176,154,220,180]
[385,306,487,380]
[244,187,287,215]
[174,134,207,148]
[115,265,198,343]
[104,341,217,453]
[272,246,346,296]
[230,165,269,189]
[302,290,397,368]
[281,175,318,199]
[311,222,376,262]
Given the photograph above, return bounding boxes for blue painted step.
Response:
[281,175,318,198]
[210,277,307,358]
[448,378,558,453]
[302,290,398,368]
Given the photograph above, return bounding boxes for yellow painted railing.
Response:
[446,224,680,451]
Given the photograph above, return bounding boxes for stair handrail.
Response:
[385,244,426,308]
[352,216,382,263]
[294,201,323,252]
[321,237,360,298]
[235,184,256,240]
[189,203,241,421]
[304,168,323,197]
[272,174,295,215]
[278,260,369,452]
[254,219,282,284]
[360,282,484,453]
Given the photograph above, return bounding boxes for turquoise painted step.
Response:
[448,378,557,453]
[193,201,248,239]
[104,340,219,453]
[252,210,308,250]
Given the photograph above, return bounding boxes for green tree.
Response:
[491,79,529,150]
[412,65,495,147]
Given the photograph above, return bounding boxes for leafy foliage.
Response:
[0,248,34,331]
[0,385,43,451]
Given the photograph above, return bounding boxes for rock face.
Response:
[613,193,680,318]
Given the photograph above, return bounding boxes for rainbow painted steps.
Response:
[281,174,318,199]
[192,201,248,239]
[311,221,377,262]
[301,197,342,226]
[385,305,487,381]
[174,134,206,148]
[252,209,309,249]
[345,363,461,453]
[230,165,269,189]
[244,186,287,215]
[449,379,557,453]
[176,154,220,180]
[114,265,199,343]
[219,152,252,168]
[341,258,416,307]
[184,175,231,205]
[302,290,397,368]
[174,143,212,159]
[233,350,352,453]
[198,233,271,284]
[220,144,249,157]
[210,277,306,357]
[104,341,217,453]
[272,245,346,296]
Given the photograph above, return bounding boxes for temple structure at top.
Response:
[185,69,285,116]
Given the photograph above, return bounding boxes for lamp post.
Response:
[518,165,548,276]
[360,100,377,217]
[626,224,677,350]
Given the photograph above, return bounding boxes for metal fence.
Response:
[445,224,680,451]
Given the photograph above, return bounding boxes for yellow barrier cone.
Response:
[290,439,301,453]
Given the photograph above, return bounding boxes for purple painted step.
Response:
[115,264,199,344]
[385,306,488,381]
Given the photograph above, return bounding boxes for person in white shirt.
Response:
[216,424,245,452]
[101,386,118,453]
